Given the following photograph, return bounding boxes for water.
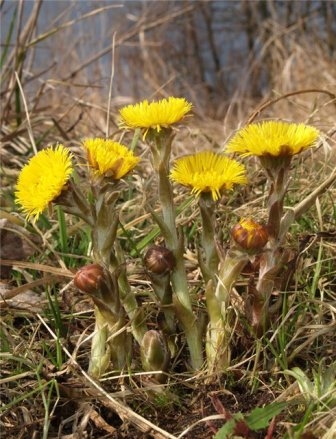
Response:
[1,0,334,110]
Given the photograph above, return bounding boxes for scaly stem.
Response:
[205,280,230,374]
[88,182,143,374]
[83,264,131,376]
[199,192,219,282]
[206,248,248,373]
[216,247,249,318]
[148,270,176,343]
[148,129,203,370]
[161,167,203,369]
[89,306,130,377]
[115,241,147,345]
[57,180,95,226]
[253,157,291,335]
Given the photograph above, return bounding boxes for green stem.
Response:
[199,192,219,282]
[205,248,248,372]
[89,181,142,370]
[148,129,203,370]
[252,157,291,335]
[115,241,147,344]
[158,160,178,246]
[57,180,95,226]
[88,308,110,378]
[149,271,176,336]
[130,128,141,151]
[260,156,291,242]
[205,280,230,374]
[89,306,130,377]
[215,248,249,305]
[163,187,203,369]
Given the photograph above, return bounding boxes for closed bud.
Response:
[73,263,108,296]
[144,245,175,274]
[231,218,268,251]
[140,330,170,381]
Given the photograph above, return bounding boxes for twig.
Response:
[15,71,37,154]
[36,314,178,439]
[281,166,336,234]
[0,274,63,306]
[247,89,336,124]
[106,32,117,138]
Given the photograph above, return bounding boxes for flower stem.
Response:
[89,306,130,377]
[252,157,292,335]
[148,129,203,370]
[115,241,147,344]
[205,248,247,372]
[199,192,219,282]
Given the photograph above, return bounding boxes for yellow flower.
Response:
[170,151,247,201]
[119,97,192,134]
[15,145,73,222]
[231,218,269,251]
[226,121,319,157]
[83,138,140,179]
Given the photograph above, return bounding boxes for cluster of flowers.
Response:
[15,97,320,378]
[15,97,318,222]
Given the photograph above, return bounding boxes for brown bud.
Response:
[144,245,175,274]
[73,263,107,296]
[231,218,268,251]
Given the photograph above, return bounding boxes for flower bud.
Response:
[140,330,170,382]
[144,245,175,274]
[73,263,108,296]
[74,264,121,317]
[231,218,268,251]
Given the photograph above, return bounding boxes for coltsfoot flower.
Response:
[144,245,175,275]
[119,97,192,134]
[15,145,73,222]
[73,263,108,297]
[170,151,247,201]
[231,218,269,251]
[226,121,319,157]
[83,138,140,179]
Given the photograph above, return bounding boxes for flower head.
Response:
[119,97,192,134]
[170,151,247,201]
[74,264,108,296]
[15,145,73,222]
[231,218,269,251]
[226,121,319,157]
[83,138,140,179]
[144,245,175,275]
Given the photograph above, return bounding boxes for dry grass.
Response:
[1,1,336,438]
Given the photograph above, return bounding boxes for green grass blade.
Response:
[245,402,287,431]
[0,4,18,70]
